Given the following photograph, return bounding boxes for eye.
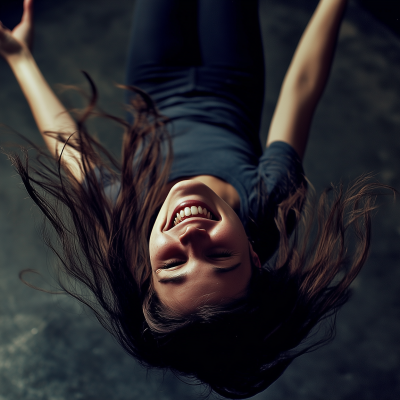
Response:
[162,259,185,269]
[208,251,234,258]
[160,251,234,270]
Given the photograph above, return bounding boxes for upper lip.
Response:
[166,200,219,231]
[166,217,218,233]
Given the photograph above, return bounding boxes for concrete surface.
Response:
[0,0,399,399]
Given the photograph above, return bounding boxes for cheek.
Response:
[217,217,248,248]
[149,232,165,264]
[149,232,177,267]
[149,216,167,261]
[149,201,169,250]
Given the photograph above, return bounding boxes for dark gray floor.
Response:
[1,0,400,399]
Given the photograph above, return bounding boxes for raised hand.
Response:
[0,0,34,59]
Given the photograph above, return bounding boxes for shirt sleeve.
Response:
[257,141,305,203]
[248,141,307,264]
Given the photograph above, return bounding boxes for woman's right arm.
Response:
[0,0,89,183]
[266,0,349,160]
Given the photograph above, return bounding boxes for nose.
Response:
[178,225,210,246]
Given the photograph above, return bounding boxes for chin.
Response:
[169,179,214,195]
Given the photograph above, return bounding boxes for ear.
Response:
[248,241,261,269]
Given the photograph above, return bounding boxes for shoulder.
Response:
[258,141,306,197]
[246,141,307,262]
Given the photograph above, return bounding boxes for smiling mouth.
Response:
[168,200,218,230]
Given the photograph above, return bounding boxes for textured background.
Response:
[1,0,400,399]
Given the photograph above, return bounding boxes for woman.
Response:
[0,0,391,398]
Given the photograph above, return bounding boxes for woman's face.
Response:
[149,179,260,313]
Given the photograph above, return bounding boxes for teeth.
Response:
[191,206,198,215]
[173,205,214,226]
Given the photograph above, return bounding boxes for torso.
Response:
[160,175,241,212]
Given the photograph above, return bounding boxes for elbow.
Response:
[287,70,317,94]
[284,70,325,103]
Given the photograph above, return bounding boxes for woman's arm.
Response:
[266,0,349,160]
[7,51,87,182]
[1,0,87,183]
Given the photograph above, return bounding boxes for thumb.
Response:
[22,0,34,23]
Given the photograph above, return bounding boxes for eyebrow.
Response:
[157,262,242,284]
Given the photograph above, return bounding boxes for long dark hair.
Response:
[1,75,394,399]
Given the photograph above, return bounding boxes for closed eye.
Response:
[208,251,234,259]
[161,251,233,269]
[162,260,186,269]
[157,261,242,283]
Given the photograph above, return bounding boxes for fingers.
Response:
[0,20,10,34]
[22,0,34,23]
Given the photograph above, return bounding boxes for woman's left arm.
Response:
[0,0,89,183]
[266,0,349,160]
